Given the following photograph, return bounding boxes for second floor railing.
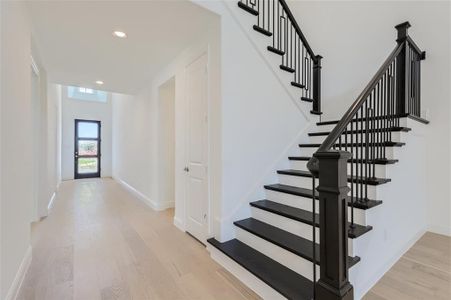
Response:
[238,0,323,114]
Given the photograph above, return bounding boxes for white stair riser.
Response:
[235,227,320,281]
[265,190,368,225]
[278,174,379,199]
[309,132,404,144]
[289,160,309,171]
[315,123,337,131]
[299,145,397,159]
[289,160,388,178]
[250,207,356,256]
[251,206,320,242]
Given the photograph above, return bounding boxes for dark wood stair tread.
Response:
[267,46,285,55]
[237,2,259,16]
[264,183,382,210]
[317,115,408,126]
[301,97,314,103]
[250,200,372,239]
[308,127,411,136]
[310,110,322,115]
[234,218,360,267]
[299,141,405,147]
[288,156,399,165]
[280,65,295,73]
[207,238,313,300]
[291,81,305,89]
[253,25,272,36]
[277,169,391,185]
[317,114,429,126]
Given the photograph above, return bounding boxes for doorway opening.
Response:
[74,119,101,179]
[157,77,176,214]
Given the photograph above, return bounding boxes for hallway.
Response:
[17,179,259,300]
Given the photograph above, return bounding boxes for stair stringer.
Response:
[216,121,317,242]
[221,0,316,121]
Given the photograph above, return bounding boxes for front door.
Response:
[185,52,209,243]
[74,119,101,179]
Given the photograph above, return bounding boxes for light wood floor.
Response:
[18,178,260,300]
[364,231,451,300]
[18,178,450,300]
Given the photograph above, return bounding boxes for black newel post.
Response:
[312,55,323,115]
[314,150,353,300]
[395,21,410,116]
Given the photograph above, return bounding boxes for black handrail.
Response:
[307,44,404,174]
[308,22,425,175]
[309,22,425,300]
[237,0,323,114]
[278,0,317,61]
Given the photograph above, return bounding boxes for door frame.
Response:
[183,48,211,243]
[31,55,41,222]
[74,119,101,179]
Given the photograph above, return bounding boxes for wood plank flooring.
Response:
[17,178,261,300]
[16,178,451,299]
[363,231,451,300]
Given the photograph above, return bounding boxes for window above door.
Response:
[67,86,108,103]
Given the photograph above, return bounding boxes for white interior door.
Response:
[185,52,208,243]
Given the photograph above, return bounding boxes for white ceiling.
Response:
[27,0,218,94]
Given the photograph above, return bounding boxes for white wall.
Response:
[0,2,33,298]
[61,89,112,180]
[113,1,318,241]
[158,78,176,209]
[192,1,317,241]
[112,91,153,199]
[47,84,62,197]
[31,38,61,220]
[288,0,451,235]
[112,17,222,226]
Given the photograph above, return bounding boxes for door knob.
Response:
[184,167,190,172]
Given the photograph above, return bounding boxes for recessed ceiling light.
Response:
[113,31,127,38]
[96,80,104,85]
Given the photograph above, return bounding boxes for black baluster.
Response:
[312,176,317,298]
[350,120,354,227]
[272,0,275,47]
[360,106,363,202]
[383,72,386,159]
[370,93,376,179]
[267,0,270,32]
[365,102,369,201]
[355,111,359,203]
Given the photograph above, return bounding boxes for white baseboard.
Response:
[357,228,426,299]
[113,177,172,211]
[158,200,175,210]
[428,225,451,237]
[173,216,185,232]
[5,246,32,300]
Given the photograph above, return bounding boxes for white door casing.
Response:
[185,52,209,243]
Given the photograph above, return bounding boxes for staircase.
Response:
[207,1,428,299]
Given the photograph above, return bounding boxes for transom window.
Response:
[67,86,108,103]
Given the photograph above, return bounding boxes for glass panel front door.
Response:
[74,120,101,179]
